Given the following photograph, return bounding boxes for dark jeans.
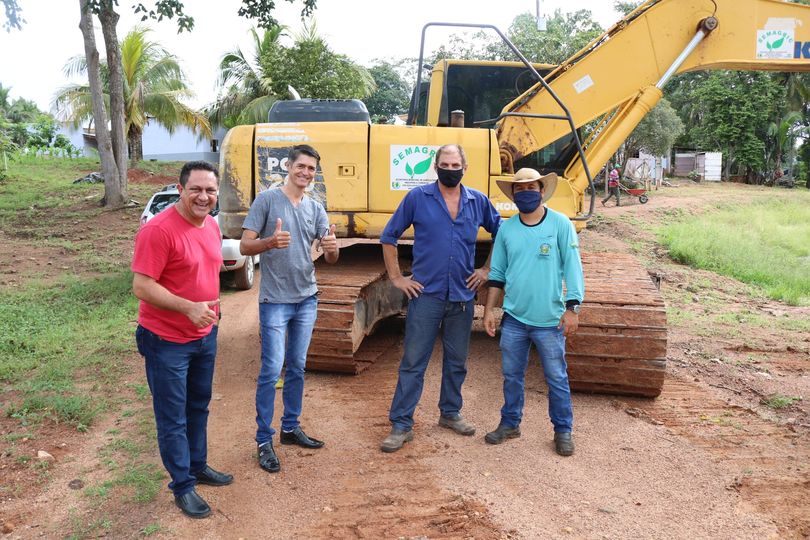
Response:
[388,295,475,431]
[602,186,621,206]
[136,324,218,496]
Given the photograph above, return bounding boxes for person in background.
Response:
[602,165,621,207]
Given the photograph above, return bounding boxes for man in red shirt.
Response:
[132,161,232,519]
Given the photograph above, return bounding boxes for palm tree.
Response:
[767,110,807,183]
[54,26,211,163]
[206,26,286,128]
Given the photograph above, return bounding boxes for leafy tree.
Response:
[4,0,318,208]
[767,110,807,182]
[259,22,375,100]
[55,26,211,162]
[207,26,285,128]
[365,62,410,123]
[4,96,39,123]
[613,1,642,16]
[688,71,782,181]
[624,98,684,158]
[506,10,603,64]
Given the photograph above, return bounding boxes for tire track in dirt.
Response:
[620,374,810,539]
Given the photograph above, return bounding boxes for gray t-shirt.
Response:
[243,187,329,303]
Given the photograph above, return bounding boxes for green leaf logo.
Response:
[413,156,433,176]
[405,163,413,177]
[769,36,785,49]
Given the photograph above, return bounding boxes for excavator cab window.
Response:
[443,63,579,176]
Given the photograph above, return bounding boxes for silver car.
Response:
[139,184,256,290]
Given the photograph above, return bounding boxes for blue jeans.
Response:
[498,313,573,433]
[255,295,318,445]
[389,295,474,431]
[136,324,218,497]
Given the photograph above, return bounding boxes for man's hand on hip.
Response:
[466,267,489,291]
[391,275,423,299]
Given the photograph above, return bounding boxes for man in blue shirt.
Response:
[483,168,584,456]
[379,144,501,453]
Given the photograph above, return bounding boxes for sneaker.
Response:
[554,432,575,456]
[380,428,413,453]
[484,424,521,445]
[438,415,476,436]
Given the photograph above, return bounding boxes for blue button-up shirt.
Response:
[380,181,501,302]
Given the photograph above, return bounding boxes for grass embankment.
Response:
[658,196,810,306]
[0,157,180,536]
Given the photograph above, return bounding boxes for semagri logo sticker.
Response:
[756,29,794,59]
[390,145,438,191]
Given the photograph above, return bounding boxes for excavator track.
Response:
[568,252,667,397]
[307,247,666,398]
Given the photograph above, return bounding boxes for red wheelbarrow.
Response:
[619,183,649,204]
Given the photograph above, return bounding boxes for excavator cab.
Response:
[408,60,581,177]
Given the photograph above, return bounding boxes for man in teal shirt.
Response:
[483,168,584,456]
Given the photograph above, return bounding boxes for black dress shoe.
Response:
[280,427,325,448]
[175,489,211,519]
[258,441,280,473]
[194,465,233,486]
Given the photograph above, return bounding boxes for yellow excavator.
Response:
[218,0,810,397]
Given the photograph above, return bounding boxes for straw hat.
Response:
[496,168,558,203]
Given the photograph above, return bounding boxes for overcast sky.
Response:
[0,1,622,112]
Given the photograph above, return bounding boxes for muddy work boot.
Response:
[484,424,521,445]
[554,432,575,456]
[380,428,413,453]
[438,414,476,436]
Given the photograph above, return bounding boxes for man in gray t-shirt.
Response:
[240,144,339,474]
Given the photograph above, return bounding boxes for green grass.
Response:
[762,394,802,409]
[658,197,810,305]
[0,272,138,427]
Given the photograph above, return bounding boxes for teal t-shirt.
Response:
[488,207,584,327]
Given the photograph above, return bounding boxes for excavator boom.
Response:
[498,0,810,192]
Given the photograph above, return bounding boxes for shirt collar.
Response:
[423,181,475,200]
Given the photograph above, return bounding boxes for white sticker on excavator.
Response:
[389,145,439,190]
[756,29,795,59]
[573,75,594,94]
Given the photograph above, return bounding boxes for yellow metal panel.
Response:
[219,125,254,239]
[426,61,447,127]
[368,124,493,214]
[254,122,369,212]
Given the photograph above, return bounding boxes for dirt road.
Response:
[3,182,808,539]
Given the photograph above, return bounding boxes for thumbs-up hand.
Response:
[320,223,338,255]
[267,218,291,250]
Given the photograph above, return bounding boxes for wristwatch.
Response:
[566,304,581,314]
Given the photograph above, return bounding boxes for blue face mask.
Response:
[513,189,542,213]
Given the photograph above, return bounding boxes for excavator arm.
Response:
[497,0,810,200]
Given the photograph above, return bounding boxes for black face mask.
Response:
[436,167,464,188]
